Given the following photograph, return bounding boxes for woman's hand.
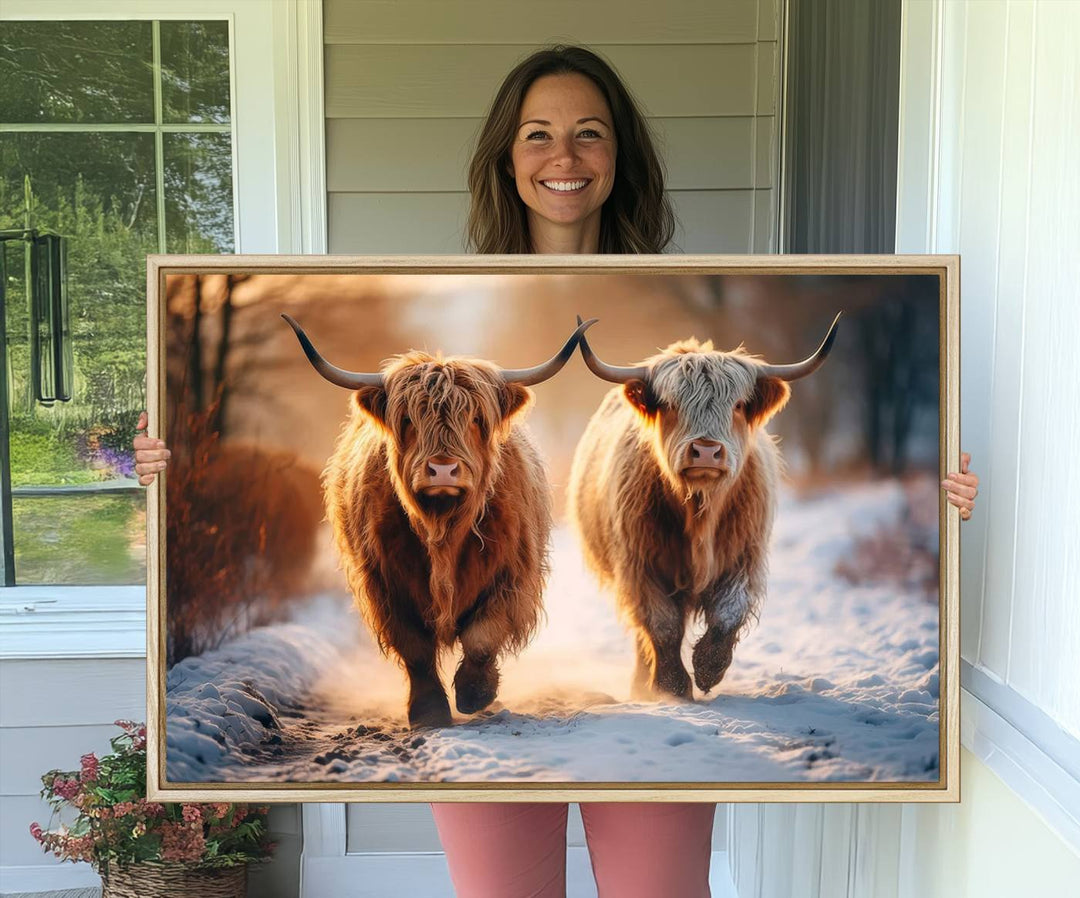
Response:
[133,411,170,486]
[942,452,979,521]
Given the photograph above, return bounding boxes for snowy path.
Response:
[166,479,940,784]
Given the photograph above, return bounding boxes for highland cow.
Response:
[284,315,595,728]
[568,314,841,701]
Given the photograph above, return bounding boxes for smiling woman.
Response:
[465,45,675,255]
[509,73,617,253]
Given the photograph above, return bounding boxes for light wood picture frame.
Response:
[146,254,960,803]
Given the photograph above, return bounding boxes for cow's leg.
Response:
[453,651,499,716]
[405,660,452,729]
[693,574,755,692]
[395,627,452,729]
[630,630,692,701]
[362,578,452,729]
[626,588,691,701]
[691,626,740,693]
[453,572,544,715]
[453,598,508,715]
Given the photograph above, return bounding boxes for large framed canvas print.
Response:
[146,254,960,803]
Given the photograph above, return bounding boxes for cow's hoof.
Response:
[408,692,453,730]
[652,666,694,702]
[692,629,737,693]
[454,662,499,715]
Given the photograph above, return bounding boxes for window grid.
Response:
[0,20,234,255]
[0,19,235,586]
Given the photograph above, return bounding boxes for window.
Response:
[1,19,235,585]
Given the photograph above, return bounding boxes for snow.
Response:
[166,478,940,784]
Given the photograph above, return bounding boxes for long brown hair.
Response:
[466,45,676,254]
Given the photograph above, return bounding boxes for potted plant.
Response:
[30,720,274,897]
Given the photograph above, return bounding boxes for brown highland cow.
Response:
[283,315,594,728]
[568,314,841,701]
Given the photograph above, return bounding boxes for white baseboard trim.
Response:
[0,863,100,895]
[300,848,737,898]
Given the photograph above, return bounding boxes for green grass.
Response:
[13,493,146,585]
[9,428,99,487]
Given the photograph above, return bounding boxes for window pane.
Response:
[2,131,155,585]
[1,20,235,587]
[164,133,235,252]
[1,132,157,441]
[0,22,154,124]
[160,21,232,124]
[12,493,146,585]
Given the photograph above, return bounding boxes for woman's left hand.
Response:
[942,452,979,521]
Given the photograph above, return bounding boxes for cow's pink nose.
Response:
[690,441,726,467]
[427,460,460,484]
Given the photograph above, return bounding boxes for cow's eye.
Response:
[402,417,412,427]
[734,401,745,413]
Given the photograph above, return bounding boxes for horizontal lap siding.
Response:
[325,45,761,118]
[327,117,773,191]
[0,659,145,868]
[324,0,761,45]
[324,2,780,255]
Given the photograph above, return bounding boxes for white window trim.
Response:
[0,0,326,659]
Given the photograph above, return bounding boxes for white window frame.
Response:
[0,0,325,659]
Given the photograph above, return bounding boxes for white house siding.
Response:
[928,0,1080,739]
[728,1,1080,895]
[889,2,1080,889]
[324,0,781,254]
[0,659,145,891]
[0,656,302,897]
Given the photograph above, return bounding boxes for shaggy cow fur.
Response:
[324,353,551,728]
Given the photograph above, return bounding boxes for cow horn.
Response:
[501,317,599,386]
[575,314,649,384]
[281,313,385,390]
[757,312,843,381]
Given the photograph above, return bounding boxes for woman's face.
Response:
[509,73,617,239]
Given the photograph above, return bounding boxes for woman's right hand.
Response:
[133,411,170,486]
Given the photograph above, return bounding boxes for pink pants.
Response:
[431,802,715,898]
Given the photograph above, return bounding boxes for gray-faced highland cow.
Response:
[568,313,841,701]
[283,314,595,729]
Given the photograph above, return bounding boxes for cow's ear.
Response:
[353,385,389,428]
[498,383,532,421]
[623,379,659,417]
[746,376,790,427]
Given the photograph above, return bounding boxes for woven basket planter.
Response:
[101,862,247,898]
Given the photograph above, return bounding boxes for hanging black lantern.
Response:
[29,233,73,405]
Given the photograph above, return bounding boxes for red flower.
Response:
[52,777,80,801]
[80,753,100,782]
[160,821,206,863]
[137,798,166,817]
[182,805,202,824]
[29,822,43,842]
